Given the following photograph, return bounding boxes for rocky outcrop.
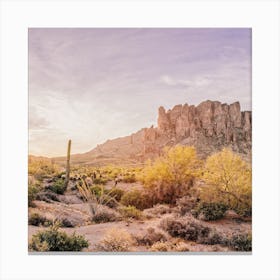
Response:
[157,100,251,141]
[144,100,251,159]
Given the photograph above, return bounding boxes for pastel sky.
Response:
[29,28,251,157]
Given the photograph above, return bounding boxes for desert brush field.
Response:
[28,146,252,253]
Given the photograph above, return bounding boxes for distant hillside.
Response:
[28,155,51,162]
[53,100,252,166]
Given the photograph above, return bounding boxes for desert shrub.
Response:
[143,204,174,218]
[201,148,252,216]
[59,217,75,228]
[92,205,120,223]
[176,196,198,215]
[36,191,60,203]
[150,241,171,252]
[89,185,119,208]
[28,185,40,207]
[92,178,108,185]
[90,185,103,197]
[198,230,225,245]
[28,157,60,180]
[96,228,135,252]
[102,196,118,208]
[106,188,124,202]
[191,202,228,221]
[29,225,89,251]
[151,239,189,252]
[70,184,77,191]
[122,174,136,183]
[119,206,143,220]
[120,190,153,210]
[48,178,66,194]
[78,180,118,216]
[57,171,66,178]
[139,146,201,204]
[148,204,172,215]
[227,234,252,251]
[160,217,210,242]
[135,227,167,246]
[234,205,252,217]
[28,213,52,226]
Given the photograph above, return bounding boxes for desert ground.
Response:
[28,147,252,253]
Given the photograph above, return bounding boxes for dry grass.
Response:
[151,238,190,252]
[95,228,135,252]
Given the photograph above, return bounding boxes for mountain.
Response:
[53,100,252,165]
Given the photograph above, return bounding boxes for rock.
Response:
[224,210,241,219]
[157,106,171,133]
[154,100,251,158]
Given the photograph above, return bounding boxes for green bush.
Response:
[28,185,39,207]
[227,234,252,251]
[90,185,103,197]
[106,188,124,201]
[191,202,228,221]
[120,190,153,210]
[59,217,75,228]
[48,178,66,194]
[234,205,252,217]
[88,185,119,208]
[28,213,52,227]
[119,206,143,220]
[29,225,89,251]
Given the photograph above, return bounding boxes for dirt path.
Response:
[28,212,251,252]
[29,217,161,251]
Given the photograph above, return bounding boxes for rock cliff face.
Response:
[143,100,251,159]
[62,100,251,165]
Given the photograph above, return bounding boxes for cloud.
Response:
[28,28,251,156]
[160,75,212,88]
[29,107,49,130]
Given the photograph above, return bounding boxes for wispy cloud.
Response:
[160,75,212,87]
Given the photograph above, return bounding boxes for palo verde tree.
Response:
[201,148,252,216]
[139,145,201,204]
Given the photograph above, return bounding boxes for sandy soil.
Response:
[28,208,251,252]
[29,178,251,252]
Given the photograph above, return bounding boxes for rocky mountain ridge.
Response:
[54,100,252,165]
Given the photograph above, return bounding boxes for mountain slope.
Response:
[54,100,252,165]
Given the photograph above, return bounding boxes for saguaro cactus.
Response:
[65,139,71,189]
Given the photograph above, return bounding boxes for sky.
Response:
[29,28,251,157]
